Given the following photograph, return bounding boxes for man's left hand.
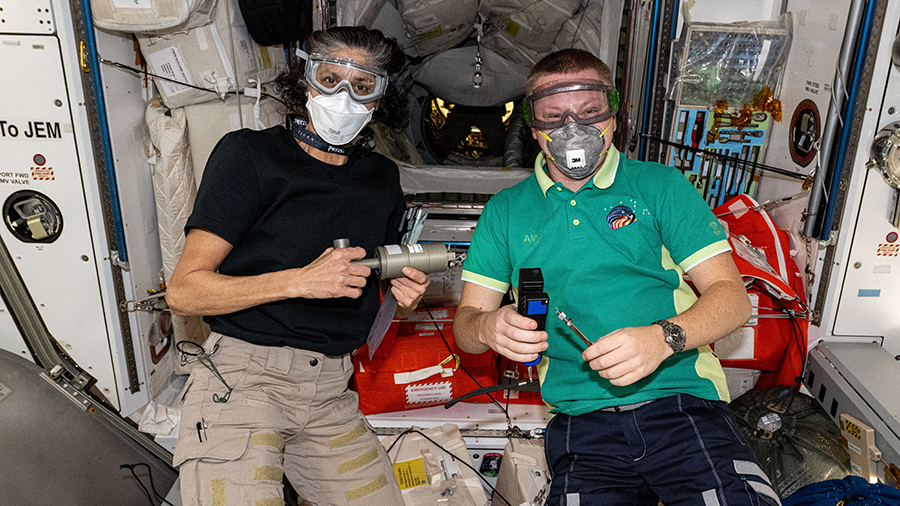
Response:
[582,325,673,387]
[391,266,431,316]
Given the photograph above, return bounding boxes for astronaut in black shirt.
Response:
[167,27,428,506]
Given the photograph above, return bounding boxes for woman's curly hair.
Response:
[275,27,408,131]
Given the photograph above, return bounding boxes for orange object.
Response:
[713,195,809,388]
[752,85,783,122]
[353,306,500,414]
[712,195,808,389]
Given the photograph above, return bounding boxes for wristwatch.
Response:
[653,319,686,353]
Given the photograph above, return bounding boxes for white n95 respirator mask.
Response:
[306,92,374,146]
[541,121,611,180]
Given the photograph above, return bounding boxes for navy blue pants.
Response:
[543,394,781,506]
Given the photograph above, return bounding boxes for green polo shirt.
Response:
[461,146,732,416]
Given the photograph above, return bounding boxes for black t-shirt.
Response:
[186,126,407,355]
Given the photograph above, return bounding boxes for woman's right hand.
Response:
[288,246,371,299]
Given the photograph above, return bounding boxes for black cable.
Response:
[502,356,513,414]
[420,301,510,420]
[99,57,289,109]
[746,280,808,397]
[120,463,176,506]
[384,428,516,506]
[769,289,810,390]
[444,381,536,409]
[750,280,808,381]
[640,134,808,181]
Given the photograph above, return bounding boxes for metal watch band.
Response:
[653,319,686,353]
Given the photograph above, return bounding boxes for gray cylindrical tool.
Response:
[333,239,457,279]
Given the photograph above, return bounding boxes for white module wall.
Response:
[818,2,900,351]
[0,0,150,414]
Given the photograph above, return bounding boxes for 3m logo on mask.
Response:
[566,149,586,169]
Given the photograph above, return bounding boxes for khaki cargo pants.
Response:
[173,334,402,506]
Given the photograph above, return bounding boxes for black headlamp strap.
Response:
[286,114,376,158]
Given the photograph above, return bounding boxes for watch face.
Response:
[667,331,686,352]
[656,319,685,353]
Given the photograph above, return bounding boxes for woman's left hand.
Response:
[391,266,431,317]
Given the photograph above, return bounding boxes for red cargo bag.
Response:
[352,306,500,415]
[711,195,809,390]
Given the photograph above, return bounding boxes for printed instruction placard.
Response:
[393,458,429,490]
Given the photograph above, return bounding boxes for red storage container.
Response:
[353,306,500,415]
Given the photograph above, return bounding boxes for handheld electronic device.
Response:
[517,268,549,367]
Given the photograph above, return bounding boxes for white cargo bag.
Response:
[337,0,388,29]
[493,438,550,506]
[137,0,286,109]
[551,1,603,56]
[481,26,546,69]
[382,424,488,506]
[480,0,581,53]
[183,94,283,186]
[397,0,477,57]
[91,0,216,34]
[145,97,209,356]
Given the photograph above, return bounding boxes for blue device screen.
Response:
[527,300,548,315]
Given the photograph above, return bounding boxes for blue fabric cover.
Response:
[783,475,900,505]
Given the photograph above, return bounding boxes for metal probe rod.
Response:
[556,309,592,347]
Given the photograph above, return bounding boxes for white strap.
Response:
[249,78,264,130]
[393,355,458,384]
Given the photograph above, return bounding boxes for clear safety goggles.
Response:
[523,79,619,130]
[303,52,388,104]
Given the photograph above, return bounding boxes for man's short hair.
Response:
[526,49,613,95]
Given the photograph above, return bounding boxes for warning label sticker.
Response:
[31,166,53,181]
[877,243,899,256]
[393,458,429,490]
[406,381,451,405]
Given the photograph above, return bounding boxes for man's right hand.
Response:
[455,303,548,363]
[289,246,372,300]
[486,304,549,363]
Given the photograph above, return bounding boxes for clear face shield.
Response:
[522,79,619,131]
[303,53,389,104]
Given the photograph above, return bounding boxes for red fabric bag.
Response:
[711,195,809,389]
[352,306,500,415]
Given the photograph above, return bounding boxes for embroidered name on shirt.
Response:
[524,234,540,243]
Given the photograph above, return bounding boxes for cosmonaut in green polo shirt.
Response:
[452,48,772,506]
[461,145,733,415]
[454,58,750,417]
